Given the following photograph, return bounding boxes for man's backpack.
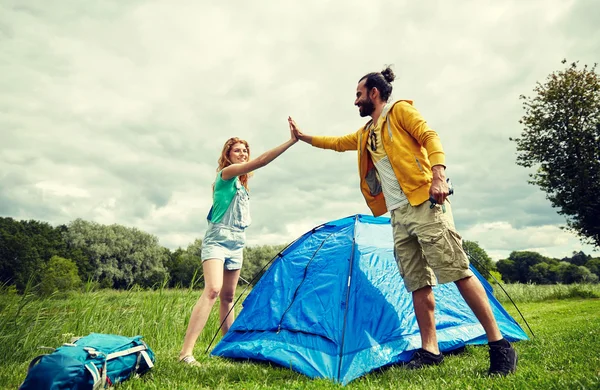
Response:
[19,333,155,389]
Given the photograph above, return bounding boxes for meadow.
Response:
[1,283,599,389]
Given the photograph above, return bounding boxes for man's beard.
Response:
[358,98,375,117]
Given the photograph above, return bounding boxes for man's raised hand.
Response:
[288,116,310,143]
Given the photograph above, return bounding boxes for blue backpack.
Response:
[19,333,155,389]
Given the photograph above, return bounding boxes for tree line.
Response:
[463,242,599,284]
[1,216,598,296]
[496,250,599,285]
[0,217,284,295]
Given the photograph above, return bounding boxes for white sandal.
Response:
[180,355,201,367]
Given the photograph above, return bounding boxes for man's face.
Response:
[354,79,375,117]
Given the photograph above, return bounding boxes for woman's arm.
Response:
[221,121,298,180]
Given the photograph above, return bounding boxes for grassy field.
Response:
[1,283,599,389]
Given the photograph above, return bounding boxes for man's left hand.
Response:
[429,165,448,205]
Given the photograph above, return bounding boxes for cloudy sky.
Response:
[1,0,599,260]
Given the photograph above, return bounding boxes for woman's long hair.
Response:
[217,137,250,190]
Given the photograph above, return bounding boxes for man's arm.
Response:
[288,116,359,152]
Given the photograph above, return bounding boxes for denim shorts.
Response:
[201,222,245,270]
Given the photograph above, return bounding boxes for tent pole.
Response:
[465,250,536,338]
[337,215,359,383]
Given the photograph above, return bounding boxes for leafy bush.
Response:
[488,270,503,283]
[38,256,81,296]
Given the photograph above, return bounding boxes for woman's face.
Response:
[229,142,249,164]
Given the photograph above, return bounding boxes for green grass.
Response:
[1,285,599,389]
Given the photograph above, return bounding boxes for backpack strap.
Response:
[25,355,45,373]
[106,344,155,372]
[24,346,57,373]
[82,347,107,389]
[84,362,104,390]
[106,345,148,360]
[140,350,154,369]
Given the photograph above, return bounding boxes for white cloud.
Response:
[35,180,90,198]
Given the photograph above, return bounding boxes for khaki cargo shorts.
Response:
[390,200,473,292]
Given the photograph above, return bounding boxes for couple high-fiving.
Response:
[180,65,518,378]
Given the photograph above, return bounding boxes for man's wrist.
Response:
[431,165,446,180]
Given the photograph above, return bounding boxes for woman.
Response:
[179,120,297,365]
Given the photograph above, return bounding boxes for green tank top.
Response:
[207,171,238,224]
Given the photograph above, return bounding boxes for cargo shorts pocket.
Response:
[417,223,456,269]
[444,229,469,269]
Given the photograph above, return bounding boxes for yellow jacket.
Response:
[311,100,445,216]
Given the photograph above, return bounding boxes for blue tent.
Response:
[212,215,528,384]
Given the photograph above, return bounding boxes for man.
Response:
[288,66,518,376]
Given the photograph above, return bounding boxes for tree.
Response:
[543,259,564,284]
[166,240,203,288]
[512,60,600,247]
[561,263,597,284]
[563,251,591,266]
[585,258,600,279]
[462,240,495,280]
[0,217,69,292]
[39,256,82,296]
[241,244,286,285]
[496,251,547,283]
[529,262,555,284]
[63,219,168,289]
[496,259,518,283]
